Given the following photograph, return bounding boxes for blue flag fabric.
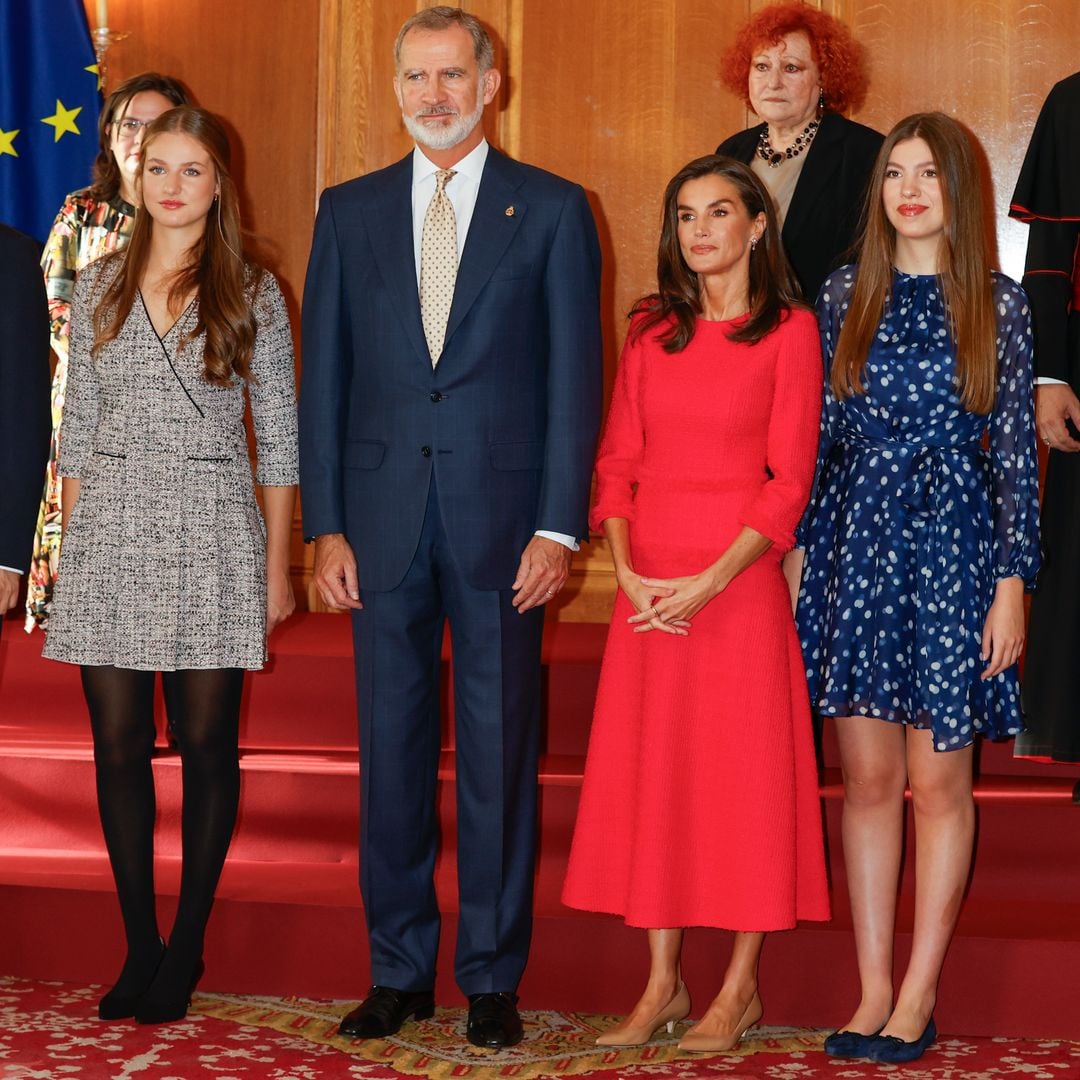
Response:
[0,0,101,243]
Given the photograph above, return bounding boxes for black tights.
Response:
[82,665,244,1002]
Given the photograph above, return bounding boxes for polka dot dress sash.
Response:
[835,430,992,742]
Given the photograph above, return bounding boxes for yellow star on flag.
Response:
[0,128,19,157]
[41,100,82,142]
[85,62,103,91]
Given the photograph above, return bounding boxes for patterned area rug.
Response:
[194,992,822,1077]
[2,977,1080,1079]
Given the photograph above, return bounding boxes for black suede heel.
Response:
[134,958,204,1025]
[97,939,166,1021]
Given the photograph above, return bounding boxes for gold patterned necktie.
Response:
[420,168,458,366]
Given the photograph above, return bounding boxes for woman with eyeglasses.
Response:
[27,72,192,631]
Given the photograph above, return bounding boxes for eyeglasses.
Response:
[114,117,153,138]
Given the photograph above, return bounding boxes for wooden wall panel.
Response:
[85,0,1080,618]
[82,0,319,596]
[85,1,318,303]
[848,1,1080,279]
[513,2,747,374]
[316,0,376,195]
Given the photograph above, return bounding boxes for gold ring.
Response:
[651,606,660,618]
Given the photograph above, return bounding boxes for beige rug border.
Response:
[192,993,826,1078]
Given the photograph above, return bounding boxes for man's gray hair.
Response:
[394,6,495,73]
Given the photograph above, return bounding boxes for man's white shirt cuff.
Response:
[535,530,579,552]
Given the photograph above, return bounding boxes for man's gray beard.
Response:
[403,94,484,151]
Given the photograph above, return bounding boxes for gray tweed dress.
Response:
[43,256,299,671]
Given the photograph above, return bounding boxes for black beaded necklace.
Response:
[756,115,820,168]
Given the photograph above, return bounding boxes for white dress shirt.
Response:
[411,140,487,282]
[410,142,578,553]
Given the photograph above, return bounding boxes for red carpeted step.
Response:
[0,614,606,756]
[3,610,1080,1040]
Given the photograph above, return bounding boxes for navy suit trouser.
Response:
[350,476,544,996]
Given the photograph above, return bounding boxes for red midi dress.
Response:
[562,309,830,930]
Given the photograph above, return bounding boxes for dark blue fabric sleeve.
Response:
[987,274,1041,587]
[794,267,852,547]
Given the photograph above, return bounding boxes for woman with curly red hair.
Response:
[716,1,882,303]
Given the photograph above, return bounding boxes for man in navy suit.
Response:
[0,224,51,632]
[298,6,602,1048]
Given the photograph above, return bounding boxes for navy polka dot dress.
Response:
[796,267,1041,751]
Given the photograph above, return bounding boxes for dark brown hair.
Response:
[831,112,997,415]
[719,1,869,114]
[89,72,192,202]
[631,155,803,352]
[94,107,262,386]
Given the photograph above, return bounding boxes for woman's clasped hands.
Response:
[620,565,725,635]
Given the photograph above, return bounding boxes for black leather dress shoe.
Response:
[467,992,523,1048]
[338,985,435,1039]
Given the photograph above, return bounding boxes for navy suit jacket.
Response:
[298,147,603,592]
[0,224,51,573]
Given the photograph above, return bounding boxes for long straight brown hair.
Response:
[831,112,997,414]
[632,155,802,352]
[93,106,262,386]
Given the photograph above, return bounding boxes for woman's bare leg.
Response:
[833,715,908,1034]
[687,930,765,1037]
[879,728,973,1041]
[596,928,688,1042]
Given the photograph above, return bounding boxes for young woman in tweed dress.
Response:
[45,107,298,1024]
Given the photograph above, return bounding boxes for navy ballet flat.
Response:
[866,1016,937,1063]
[823,1026,884,1058]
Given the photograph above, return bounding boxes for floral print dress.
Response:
[796,267,1041,751]
[26,188,136,630]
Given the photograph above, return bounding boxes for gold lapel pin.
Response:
[505,206,515,217]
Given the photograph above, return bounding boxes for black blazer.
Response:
[1010,71,1080,385]
[0,224,51,573]
[717,111,883,303]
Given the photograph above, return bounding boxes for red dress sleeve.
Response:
[589,320,648,532]
[738,309,823,551]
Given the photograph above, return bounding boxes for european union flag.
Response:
[0,0,100,243]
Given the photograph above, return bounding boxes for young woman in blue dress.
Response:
[791,112,1040,1064]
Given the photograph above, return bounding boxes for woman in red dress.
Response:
[562,155,829,1051]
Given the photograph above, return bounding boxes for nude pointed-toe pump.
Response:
[678,991,763,1053]
[595,982,692,1047]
